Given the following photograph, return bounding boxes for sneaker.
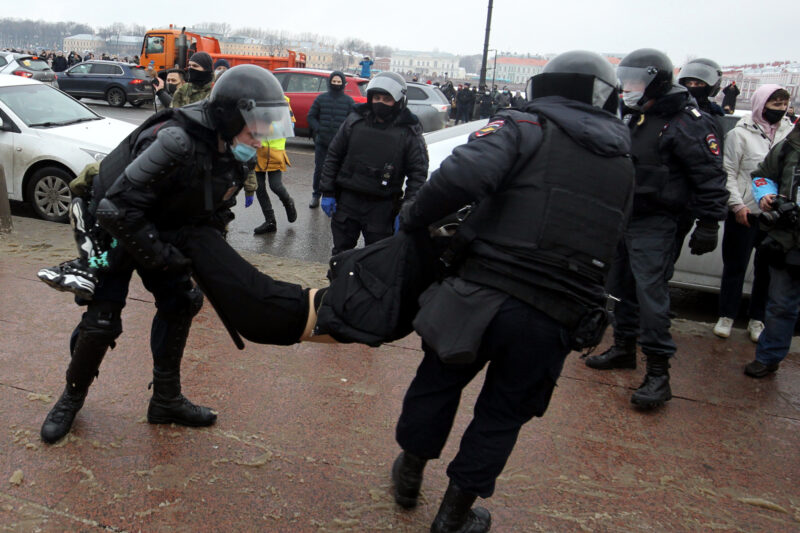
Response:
[37,259,96,300]
[747,320,765,343]
[744,359,779,378]
[712,317,734,338]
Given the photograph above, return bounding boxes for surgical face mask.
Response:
[372,102,395,120]
[231,142,257,162]
[166,83,179,95]
[621,91,645,111]
[762,107,786,125]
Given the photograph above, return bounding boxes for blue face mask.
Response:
[231,142,257,162]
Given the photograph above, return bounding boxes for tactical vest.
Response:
[462,115,634,290]
[337,120,407,198]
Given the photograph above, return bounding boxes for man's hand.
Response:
[321,196,336,217]
[394,215,400,234]
[760,194,776,212]
[734,207,751,227]
[153,76,164,92]
[161,243,192,272]
[245,194,254,208]
[688,220,719,256]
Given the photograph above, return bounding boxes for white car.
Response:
[0,76,136,222]
[423,115,749,295]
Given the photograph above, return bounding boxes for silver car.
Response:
[406,82,451,132]
[0,52,57,86]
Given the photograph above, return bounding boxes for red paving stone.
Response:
[1,247,799,532]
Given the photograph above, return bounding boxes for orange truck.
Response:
[139,26,306,73]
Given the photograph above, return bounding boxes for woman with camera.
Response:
[713,85,794,342]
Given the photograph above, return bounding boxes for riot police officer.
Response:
[678,58,725,117]
[585,49,729,409]
[390,51,635,532]
[319,71,428,256]
[40,65,295,443]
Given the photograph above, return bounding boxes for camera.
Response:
[759,195,799,228]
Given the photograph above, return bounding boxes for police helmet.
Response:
[528,50,619,113]
[209,64,294,143]
[366,72,408,108]
[678,58,722,97]
[617,49,674,106]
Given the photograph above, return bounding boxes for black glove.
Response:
[688,220,719,255]
[160,243,192,272]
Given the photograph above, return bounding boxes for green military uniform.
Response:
[171,81,213,108]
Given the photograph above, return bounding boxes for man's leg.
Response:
[748,266,800,376]
[268,170,296,223]
[141,270,215,426]
[626,215,678,408]
[362,199,395,247]
[330,211,361,256]
[310,142,327,208]
[254,171,277,234]
[41,268,131,443]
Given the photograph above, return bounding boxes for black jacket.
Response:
[722,83,740,110]
[625,86,729,220]
[319,104,428,202]
[51,56,68,72]
[307,71,355,147]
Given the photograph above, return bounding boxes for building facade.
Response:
[720,62,800,109]
[63,34,106,54]
[390,50,461,80]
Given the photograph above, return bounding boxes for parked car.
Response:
[0,52,57,86]
[423,111,751,294]
[57,60,154,108]
[406,82,451,132]
[272,68,368,137]
[0,76,136,222]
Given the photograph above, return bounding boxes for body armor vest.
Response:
[464,116,634,286]
[337,120,407,198]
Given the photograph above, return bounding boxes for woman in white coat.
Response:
[713,85,794,341]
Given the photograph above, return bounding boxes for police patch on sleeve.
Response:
[473,119,505,138]
[705,134,720,156]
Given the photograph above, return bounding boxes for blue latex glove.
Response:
[245,194,254,208]
[394,215,400,234]
[321,196,336,217]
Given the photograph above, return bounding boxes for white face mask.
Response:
[622,91,645,110]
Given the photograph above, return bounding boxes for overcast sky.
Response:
[4,0,792,66]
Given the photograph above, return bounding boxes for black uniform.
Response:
[609,87,728,358]
[319,103,428,256]
[395,96,634,497]
[40,102,254,443]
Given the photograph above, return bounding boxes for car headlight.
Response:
[80,148,107,162]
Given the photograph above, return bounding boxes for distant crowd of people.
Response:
[1,48,140,71]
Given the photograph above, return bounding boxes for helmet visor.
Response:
[367,76,406,102]
[238,100,295,143]
[678,62,720,87]
[616,66,658,93]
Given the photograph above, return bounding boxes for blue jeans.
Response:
[755,266,800,365]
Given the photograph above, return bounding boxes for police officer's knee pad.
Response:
[80,301,123,344]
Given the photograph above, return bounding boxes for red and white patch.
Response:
[473,120,505,138]
[754,178,769,187]
[705,134,720,156]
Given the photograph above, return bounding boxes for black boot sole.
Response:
[585,357,636,370]
[630,393,672,409]
[147,412,217,426]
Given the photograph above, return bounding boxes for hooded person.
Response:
[306,71,355,207]
[213,58,230,80]
[711,84,794,342]
[171,52,214,108]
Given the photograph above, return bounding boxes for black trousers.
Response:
[718,211,769,320]
[395,297,570,498]
[254,170,292,214]
[330,191,394,256]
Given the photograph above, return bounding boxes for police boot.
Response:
[430,480,491,533]
[584,338,637,370]
[630,354,672,409]
[283,198,297,223]
[41,330,109,444]
[254,209,277,234]
[147,312,216,426]
[392,451,428,508]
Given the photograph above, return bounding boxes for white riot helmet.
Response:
[366,72,408,109]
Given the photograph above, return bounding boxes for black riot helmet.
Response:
[208,64,293,143]
[617,48,674,108]
[678,58,722,97]
[527,50,619,113]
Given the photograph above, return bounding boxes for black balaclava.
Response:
[187,52,214,85]
[328,71,346,92]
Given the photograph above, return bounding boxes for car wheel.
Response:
[26,167,73,223]
[106,87,126,107]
